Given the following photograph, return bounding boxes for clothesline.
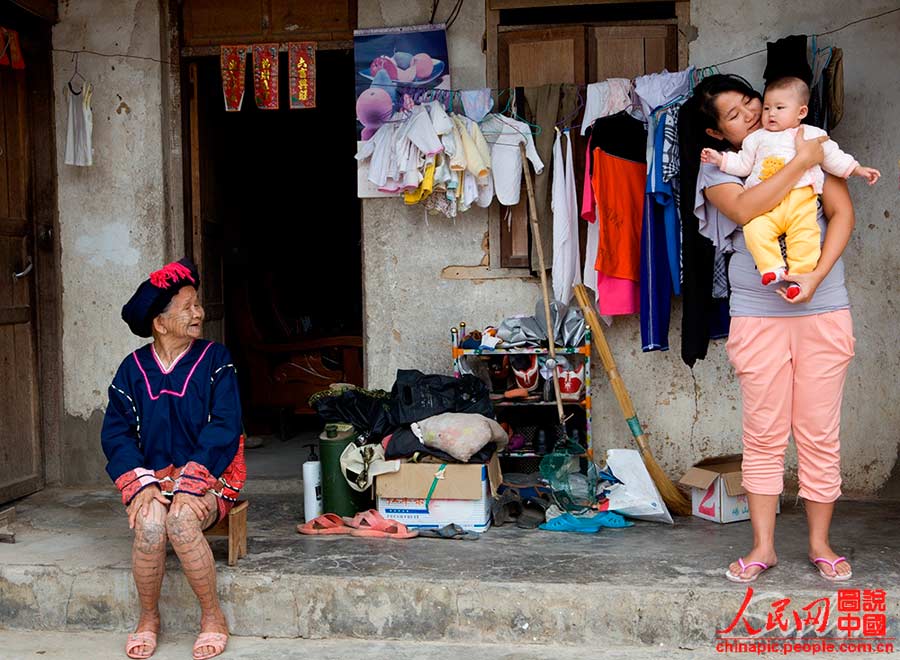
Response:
[48,5,900,70]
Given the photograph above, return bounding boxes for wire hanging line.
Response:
[47,6,897,83]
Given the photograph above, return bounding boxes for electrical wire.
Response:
[446,0,465,30]
[48,6,898,75]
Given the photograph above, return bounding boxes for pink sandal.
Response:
[125,631,158,659]
[725,558,770,583]
[812,556,852,581]
[296,513,353,535]
[192,631,227,660]
[344,509,418,539]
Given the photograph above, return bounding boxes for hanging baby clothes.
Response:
[460,88,493,123]
[588,112,646,316]
[65,82,93,167]
[480,113,544,206]
[551,129,581,304]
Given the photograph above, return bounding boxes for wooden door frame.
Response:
[2,8,63,491]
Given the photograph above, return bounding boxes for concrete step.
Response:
[1,489,898,649]
[0,630,739,660]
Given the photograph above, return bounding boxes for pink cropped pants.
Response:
[725,310,855,503]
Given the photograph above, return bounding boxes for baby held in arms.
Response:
[701,76,880,298]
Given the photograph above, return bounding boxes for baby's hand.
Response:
[853,165,881,185]
[701,148,722,166]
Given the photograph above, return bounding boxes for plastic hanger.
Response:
[68,52,86,93]
[504,88,542,136]
[555,87,585,131]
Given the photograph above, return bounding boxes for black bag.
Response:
[311,388,393,443]
[389,369,493,426]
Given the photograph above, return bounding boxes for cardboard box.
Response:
[679,454,780,523]
[376,454,502,532]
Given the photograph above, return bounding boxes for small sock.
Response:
[786,284,801,299]
[761,267,786,286]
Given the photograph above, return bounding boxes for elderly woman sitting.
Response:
[101,259,245,660]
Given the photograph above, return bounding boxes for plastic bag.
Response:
[412,412,508,462]
[389,370,493,426]
[539,436,592,510]
[601,449,673,524]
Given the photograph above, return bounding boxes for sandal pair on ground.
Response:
[297,510,418,539]
[126,630,226,660]
[298,510,482,540]
[725,556,853,583]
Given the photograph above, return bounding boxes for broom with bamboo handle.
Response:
[573,283,691,516]
[519,143,566,427]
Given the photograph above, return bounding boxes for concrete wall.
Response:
[53,0,169,483]
[361,0,900,495]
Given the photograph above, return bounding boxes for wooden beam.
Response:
[181,41,352,58]
[441,265,536,281]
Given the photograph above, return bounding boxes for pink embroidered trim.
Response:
[174,461,216,496]
[133,342,213,400]
[115,468,160,506]
[151,341,195,374]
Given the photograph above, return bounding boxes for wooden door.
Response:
[187,62,225,343]
[589,25,677,80]
[497,27,586,268]
[0,65,42,503]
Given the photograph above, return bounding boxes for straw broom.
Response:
[573,283,691,516]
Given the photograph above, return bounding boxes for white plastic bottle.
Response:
[302,447,323,521]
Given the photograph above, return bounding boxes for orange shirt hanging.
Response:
[591,147,646,282]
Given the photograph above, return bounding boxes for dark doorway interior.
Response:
[189,49,363,437]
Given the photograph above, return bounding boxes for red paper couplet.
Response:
[253,43,279,110]
[220,45,248,111]
[288,42,316,109]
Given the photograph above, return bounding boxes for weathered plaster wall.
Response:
[362,0,900,495]
[53,0,168,483]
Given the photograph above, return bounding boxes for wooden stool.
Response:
[204,500,248,566]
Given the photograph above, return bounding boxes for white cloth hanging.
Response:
[65,83,93,166]
[580,78,633,135]
[551,130,581,304]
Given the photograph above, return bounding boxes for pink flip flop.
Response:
[125,631,158,659]
[812,556,852,581]
[725,558,770,583]
[296,513,353,535]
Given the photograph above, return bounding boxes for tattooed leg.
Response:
[166,493,227,657]
[130,498,168,655]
